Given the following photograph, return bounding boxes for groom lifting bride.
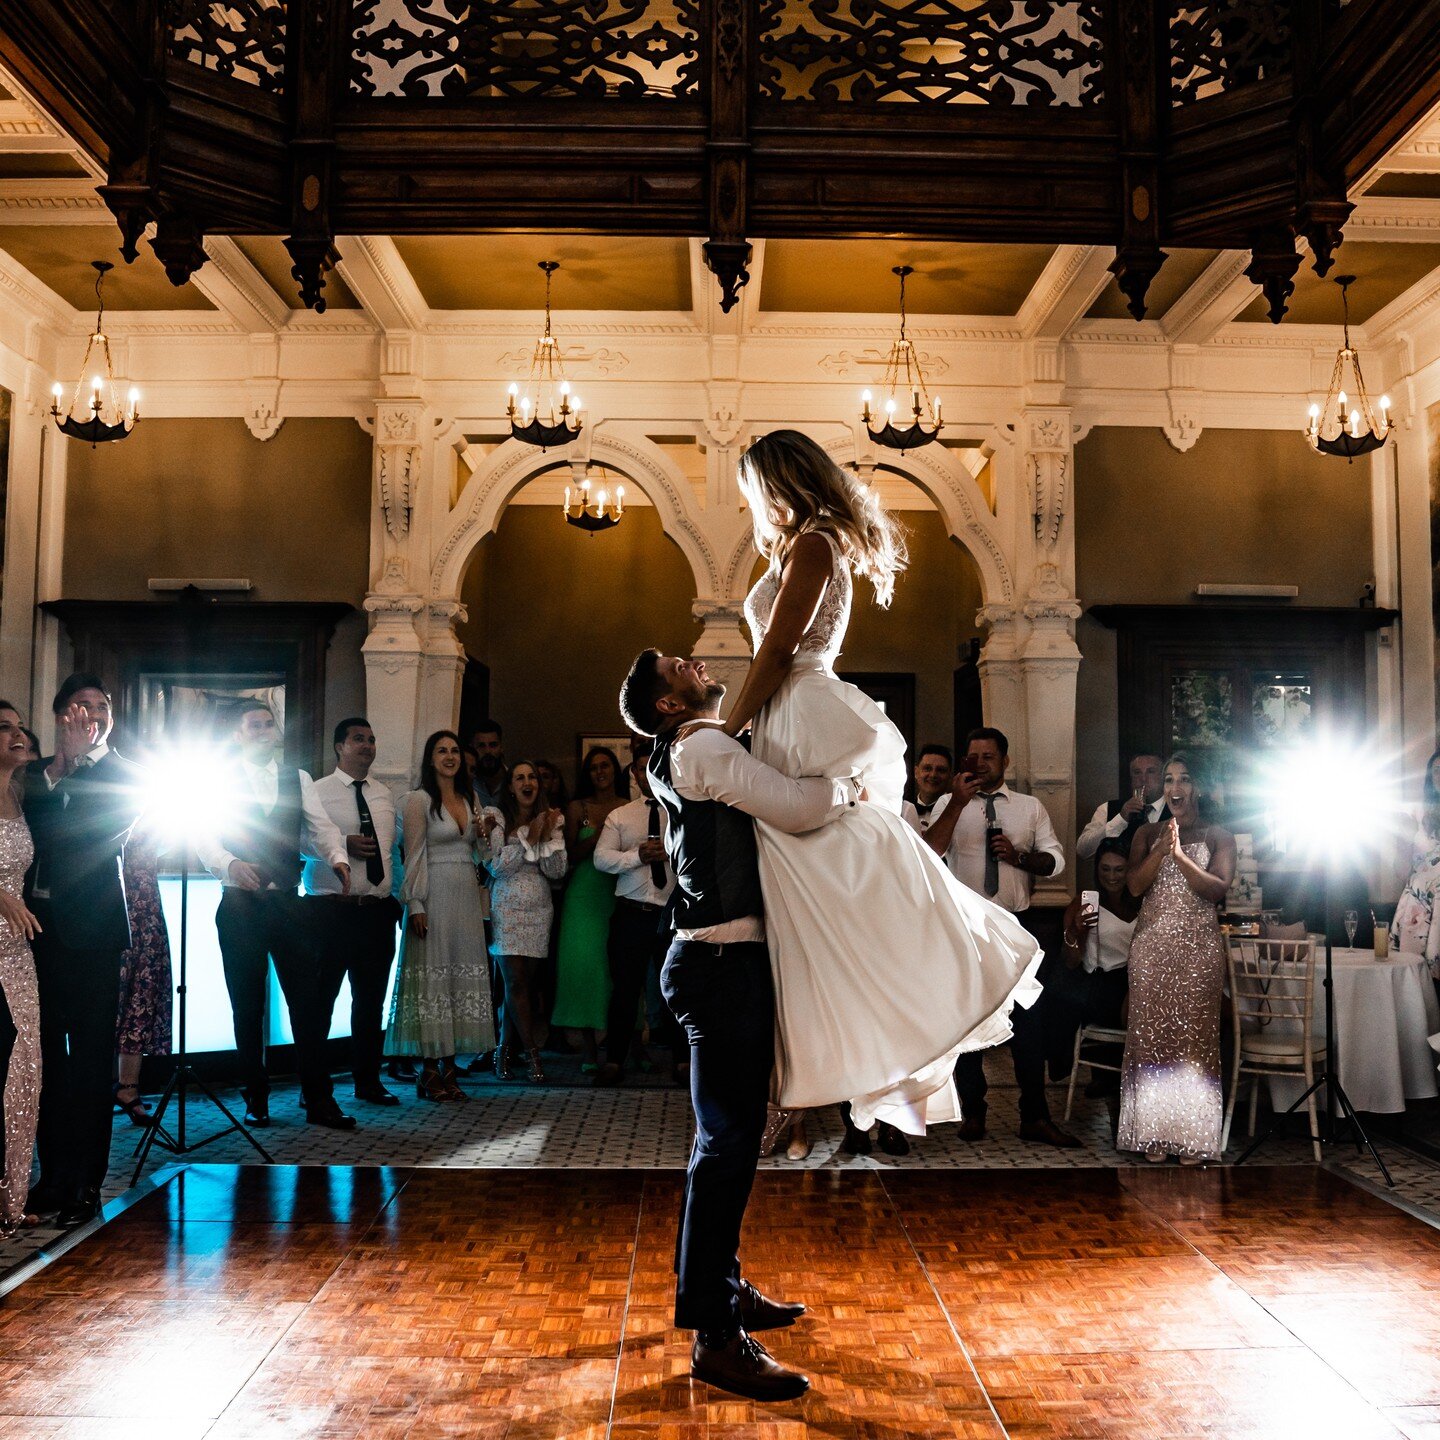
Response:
[619,430,1045,1403]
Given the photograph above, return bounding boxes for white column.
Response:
[1392,417,1436,778]
[1017,406,1081,902]
[0,387,46,711]
[691,600,751,715]
[977,604,1027,773]
[1370,443,1407,896]
[418,595,467,743]
[362,398,430,795]
[1022,573,1083,902]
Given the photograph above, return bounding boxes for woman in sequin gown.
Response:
[1118,754,1236,1164]
[0,702,41,1232]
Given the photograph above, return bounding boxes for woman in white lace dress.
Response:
[721,430,1043,1135]
[386,731,496,1102]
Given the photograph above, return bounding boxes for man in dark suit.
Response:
[195,699,356,1132]
[25,672,145,1225]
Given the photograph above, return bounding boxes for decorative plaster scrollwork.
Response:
[374,401,424,539]
[495,345,630,376]
[818,347,950,378]
[1024,408,1071,550]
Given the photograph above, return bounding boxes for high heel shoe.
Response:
[494,1046,514,1082]
[441,1064,468,1102]
[112,1082,152,1128]
[785,1123,812,1162]
[415,1067,451,1102]
[527,1049,547,1084]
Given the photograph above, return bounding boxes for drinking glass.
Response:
[1344,909,1359,949]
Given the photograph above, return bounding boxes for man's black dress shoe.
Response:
[387,1059,417,1082]
[876,1122,911,1157]
[738,1280,806,1332]
[242,1092,270,1127]
[463,1051,495,1075]
[839,1101,872,1155]
[306,1100,358,1130]
[57,1186,102,1227]
[1018,1118,1083,1149]
[353,1084,400,1106]
[690,1330,809,1402]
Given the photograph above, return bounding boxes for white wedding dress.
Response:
[746,531,1044,1134]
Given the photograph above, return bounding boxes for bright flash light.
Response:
[1265,735,1399,862]
[142,742,240,848]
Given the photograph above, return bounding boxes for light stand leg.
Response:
[132,849,273,1186]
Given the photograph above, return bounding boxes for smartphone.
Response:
[1080,890,1100,967]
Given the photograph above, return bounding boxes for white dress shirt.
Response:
[42,738,111,792]
[594,795,675,907]
[1087,905,1137,973]
[901,796,947,834]
[937,783,1066,914]
[195,757,284,888]
[301,769,398,898]
[668,725,860,944]
[1075,796,1167,860]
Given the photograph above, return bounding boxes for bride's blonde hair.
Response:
[738,430,908,607]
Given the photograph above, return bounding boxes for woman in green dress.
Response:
[551,746,630,1070]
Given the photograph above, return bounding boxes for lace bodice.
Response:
[743,530,852,666]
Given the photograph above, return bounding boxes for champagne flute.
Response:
[1344,909,1359,949]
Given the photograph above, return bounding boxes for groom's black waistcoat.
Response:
[649,730,764,933]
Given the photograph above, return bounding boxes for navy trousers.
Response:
[660,938,774,1334]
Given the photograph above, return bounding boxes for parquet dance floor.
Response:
[1,1164,1438,1438]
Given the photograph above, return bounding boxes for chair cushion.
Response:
[1240,1032,1327,1059]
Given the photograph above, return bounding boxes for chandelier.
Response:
[562,467,625,533]
[507,260,582,450]
[1304,274,1391,462]
[50,261,139,445]
[860,265,943,452]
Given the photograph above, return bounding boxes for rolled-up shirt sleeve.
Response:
[593,811,639,876]
[675,728,857,834]
[1032,802,1067,875]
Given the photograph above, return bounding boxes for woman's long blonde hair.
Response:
[738,430,909,607]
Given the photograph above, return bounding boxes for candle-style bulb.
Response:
[1338,390,1348,410]
[563,485,571,512]
[51,382,62,399]
[885,398,896,417]
[1349,408,1361,436]
[616,484,625,515]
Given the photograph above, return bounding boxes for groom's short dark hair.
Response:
[620,649,669,737]
[965,725,1009,756]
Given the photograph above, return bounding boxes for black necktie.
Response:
[646,799,667,892]
[981,793,1000,897]
[353,780,385,886]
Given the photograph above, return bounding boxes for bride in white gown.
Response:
[722,430,1043,1134]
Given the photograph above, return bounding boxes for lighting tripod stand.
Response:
[1235,863,1392,1187]
[131,842,272,1183]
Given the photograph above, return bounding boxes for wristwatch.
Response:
[1015,849,1032,872]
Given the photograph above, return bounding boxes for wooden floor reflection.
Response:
[0,1164,1437,1438]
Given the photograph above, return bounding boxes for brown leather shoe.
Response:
[738,1279,805,1332]
[1019,1118,1083,1149]
[690,1330,810,1402]
[958,1106,987,1141]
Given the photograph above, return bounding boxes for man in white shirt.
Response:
[621,647,861,1405]
[195,700,356,1131]
[923,726,1079,1148]
[1075,753,1168,864]
[900,743,953,834]
[301,718,402,1107]
[592,738,677,1087]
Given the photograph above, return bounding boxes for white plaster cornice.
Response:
[335,235,431,333]
[1016,245,1115,341]
[194,236,291,333]
[1162,251,1258,346]
[0,179,106,222]
[0,245,71,332]
[1348,196,1440,242]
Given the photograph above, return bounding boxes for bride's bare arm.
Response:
[720,532,833,738]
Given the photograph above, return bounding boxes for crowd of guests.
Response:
[3,671,1440,1235]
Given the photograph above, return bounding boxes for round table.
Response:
[1268,948,1440,1115]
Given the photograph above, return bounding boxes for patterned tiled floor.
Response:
[3,1164,1439,1438]
[3,1049,1435,1279]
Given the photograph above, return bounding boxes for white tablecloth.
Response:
[1268,949,1440,1115]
